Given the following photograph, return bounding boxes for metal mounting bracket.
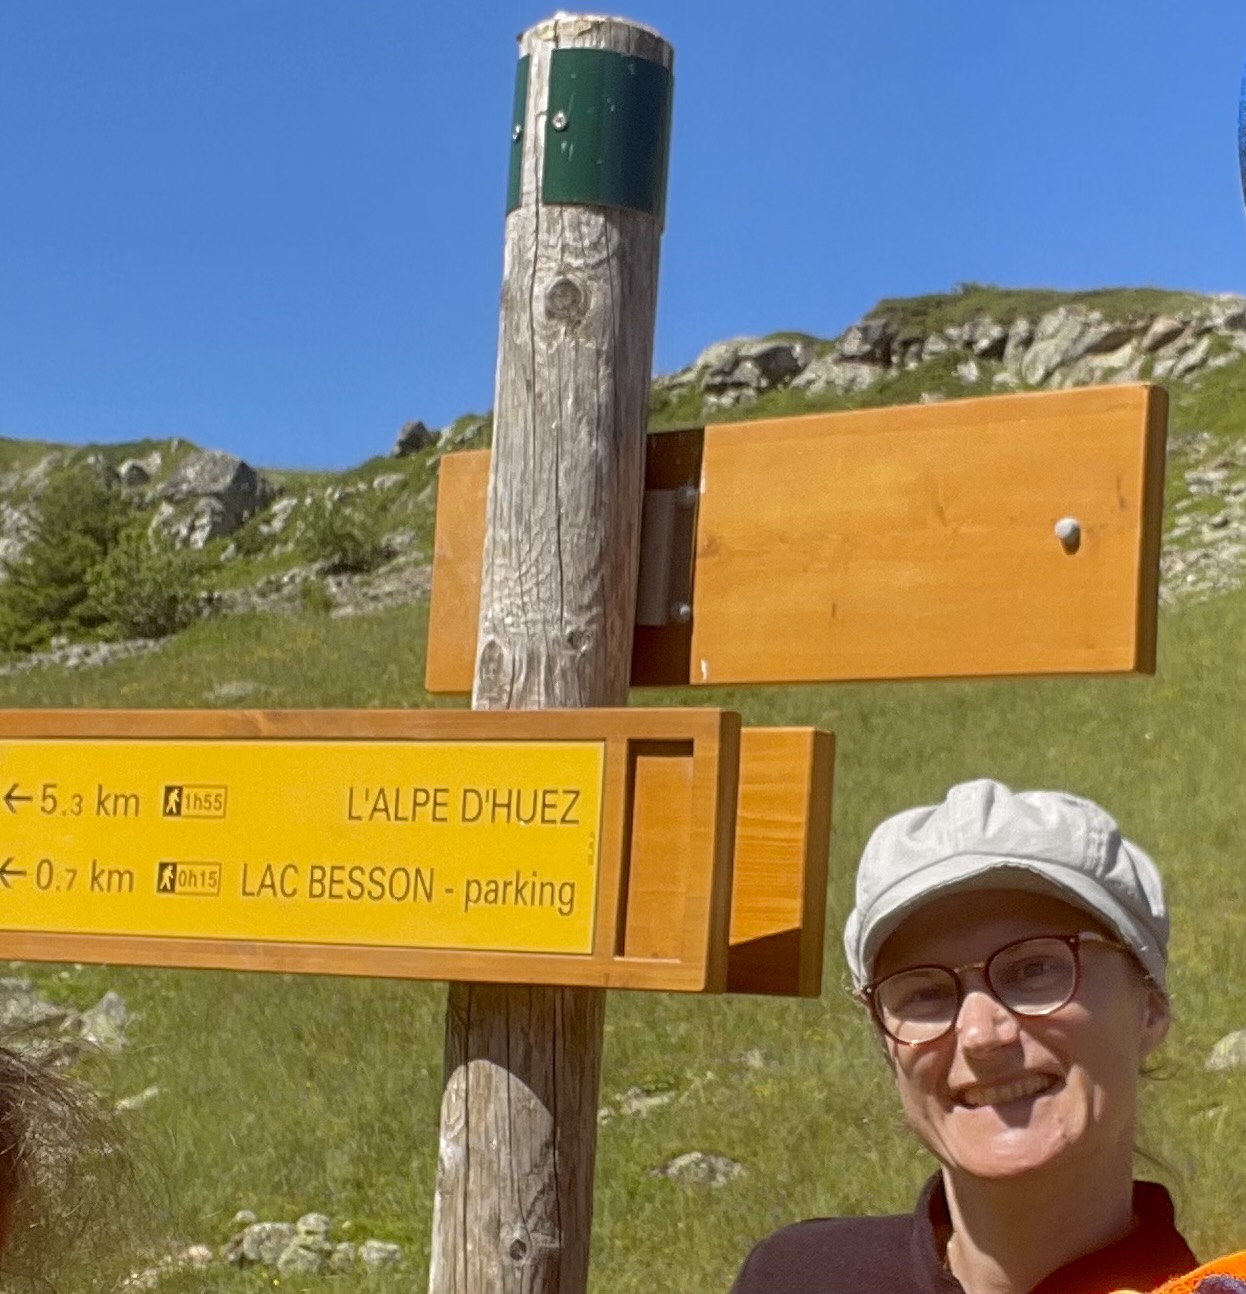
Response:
[635,483,698,627]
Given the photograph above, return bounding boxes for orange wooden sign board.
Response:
[0,709,832,995]
[426,384,1167,691]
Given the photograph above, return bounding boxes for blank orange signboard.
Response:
[691,383,1165,684]
[425,384,1165,689]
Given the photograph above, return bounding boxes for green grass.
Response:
[1170,355,1246,446]
[0,437,76,476]
[1,580,1243,1291]
[0,602,463,711]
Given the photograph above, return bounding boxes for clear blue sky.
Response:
[2,2,1244,469]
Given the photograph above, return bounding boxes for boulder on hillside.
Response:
[791,354,883,395]
[392,421,438,457]
[79,453,121,488]
[1209,296,1246,331]
[895,338,925,369]
[159,450,273,513]
[154,451,275,548]
[1206,1028,1246,1071]
[1063,319,1145,364]
[834,319,893,364]
[1140,316,1187,353]
[966,317,1008,359]
[1157,334,1212,382]
[1002,317,1034,366]
[1019,306,1095,385]
[700,338,815,408]
[438,419,488,454]
[259,496,299,536]
[0,503,33,569]
[118,451,162,487]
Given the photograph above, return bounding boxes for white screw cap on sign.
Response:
[1054,517,1082,553]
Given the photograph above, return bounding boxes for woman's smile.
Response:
[952,1073,1059,1109]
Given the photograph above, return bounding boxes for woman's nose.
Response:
[955,985,1021,1052]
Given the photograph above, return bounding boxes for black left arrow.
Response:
[3,784,31,814]
[0,858,26,889]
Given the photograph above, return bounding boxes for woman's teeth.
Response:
[959,1074,1055,1107]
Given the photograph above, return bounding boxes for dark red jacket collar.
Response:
[915,1174,1198,1294]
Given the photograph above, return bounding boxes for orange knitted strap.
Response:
[1143,1252,1246,1294]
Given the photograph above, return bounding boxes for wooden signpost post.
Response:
[0,13,1168,1294]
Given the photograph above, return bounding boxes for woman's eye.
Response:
[895,981,954,1013]
[1001,956,1062,984]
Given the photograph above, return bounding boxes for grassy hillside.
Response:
[3,588,1244,1292]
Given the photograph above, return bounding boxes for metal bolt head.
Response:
[1054,517,1082,553]
[551,110,569,131]
[669,602,692,625]
[512,124,523,142]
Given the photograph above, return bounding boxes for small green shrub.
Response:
[228,513,272,559]
[0,464,133,650]
[88,523,204,639]
[298,578,335,616]
[299,493,389,574]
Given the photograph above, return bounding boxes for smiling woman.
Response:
[730,779,1197,1294]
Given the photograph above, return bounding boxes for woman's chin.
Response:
[939,1119,1075,1182]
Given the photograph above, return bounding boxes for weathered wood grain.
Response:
[431,15,673,1294]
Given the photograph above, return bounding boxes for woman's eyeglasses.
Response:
[858,931,1127,1046]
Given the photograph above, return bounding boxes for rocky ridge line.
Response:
[656,295,1246,411]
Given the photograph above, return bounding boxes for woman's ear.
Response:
[1139,986,1170,1059]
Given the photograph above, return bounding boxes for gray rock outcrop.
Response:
[652,293,1246,415]
[218,1212,402,1279]
[154,451,275,548]
[790,353,881,396]
[663,337,819,411]
[649,1151,745,1188]
[1206,1028,1246,1070]
[437,418,488,453]
[392,420,438,456]
[118,452,162,487]
[78,989,130,1053]
[0,502,33,567]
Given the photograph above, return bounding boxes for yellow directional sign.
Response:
[0,739,604,955]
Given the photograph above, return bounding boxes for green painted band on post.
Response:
[506,55,531,215]
[541,47,673,224]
